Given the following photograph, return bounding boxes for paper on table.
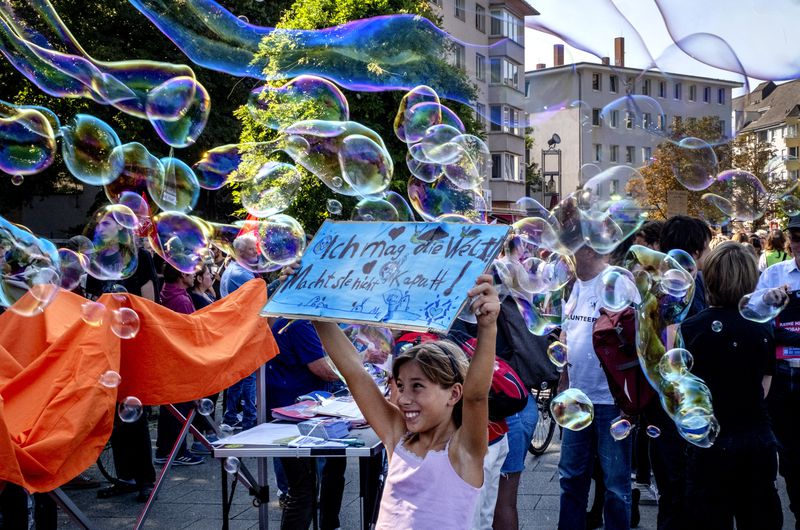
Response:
[315,399,364,420]
[213,423,301,446]
[287,436,348,448]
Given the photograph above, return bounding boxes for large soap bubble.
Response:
[83,206,139,281]
[61,115,124,186]
[0,103,57,175]
[147,157,200,214]
[145,76,210,148]
[240,161,302,218]
[149,212,208,274]
[550,388,594,431]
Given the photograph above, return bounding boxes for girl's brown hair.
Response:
[703,241,759,308]
[765,229,787,252]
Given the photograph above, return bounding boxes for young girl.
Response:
[678,241,782,529]
[305,273,500,529]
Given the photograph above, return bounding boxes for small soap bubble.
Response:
[81,301,107,326]
[327,199,343,215]
[739,287,789,323]
[118,396,143,423]
[547,341,568,369]
[659,348,694,382]
[711,320,723,333]
[111,308,140,339]
[331,176,343,188]
[550,388,594,431]
[108,284,129,302]
[610,416,632,441]
[646,425,661,438]
[98,370,122,388]
[224,457,241,474]
[196,398,215,416]
[11,174,23,186]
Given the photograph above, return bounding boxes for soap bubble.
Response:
[147,157,200,214]
[81,301,107,326]
[711,170,767,222]
[700,193,733,227]
[58,248,88,291]
[98,370,121,388]
[659,348,694,382]
[149,212,208,273]
[384,191,415,222]
[256,214,307,266]
[145,76,210,148]
[711,320,723,332]
[224,457,240,474]
[580,209,624,254]
[118,396,143,423]
[406,151,442,183]
[666,249,697,278]
[673,137,718,191]
[441,134,489,190]
[352,198,399,222]
[512,293,563,337]
[0,106,57,175]
[739,287,789,323]
[597,266,640,311]
[83,206,139,281]
[327,199,343,215]
[547,341,568,369]
[408,176,487,222]
[11,174,24,185]
[111,308,140,339]
[610,416,632,441]
[104,142,163,211]
[550,388,594,431]
[247,75,349,129]
[60,114,124,186]
[240,162,302,218]
[646,425,661,438]
[196,398,215,416]
[676,407,719,448]
[512,217,562,254]
[339,134,394,195]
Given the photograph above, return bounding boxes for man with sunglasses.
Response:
[756,215,800,530]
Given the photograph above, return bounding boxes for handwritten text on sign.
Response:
[261,221,509,332]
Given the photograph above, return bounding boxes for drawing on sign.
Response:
[261,220,509,332]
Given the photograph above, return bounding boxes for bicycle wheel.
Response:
[96,441,119,484]
[529,395,557,456]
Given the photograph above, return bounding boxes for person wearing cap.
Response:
[756,214,800,529]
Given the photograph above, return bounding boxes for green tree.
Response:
[234,0,480,232]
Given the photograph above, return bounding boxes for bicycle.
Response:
[96,440,119,484]
[528,382,558,456]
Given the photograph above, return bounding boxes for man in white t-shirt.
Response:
[557,246,632,530]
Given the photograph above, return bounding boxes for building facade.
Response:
[525,41,739,205]
[433,0,538,214]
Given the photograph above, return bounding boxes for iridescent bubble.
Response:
[676,407,719,448]
[780,193,800,217]
[116,191,152,229]
[83,206,139,281]
[106,204,140,230]
[580,209,623,254]
[81,301,107,327]
[512,217,562,254]
[108,284,130,302]
[599,95,665,139]
[551,196,587,253]
[147,157,200,214]
[550,388,594,431]
[547,341,568,369]
[739,287,790,323]
[673,137,718,191]
[700,193,732,227]
[660,268,694,298]
[240,162,302,218]
[597,266,640,311]
[98,370,121,388]
[513,293,563,337]
[111,308,141,339]
[145,76,210,148]
[331,176,343,188]
[149,212,208,273]
[442,134,489,190]
[256,214,306,266]
[341,324,394,367]
[60,115,124,186]
[0,105,56,175]
[408,176,487,222]
[351,198,399,222]
[104,142,163,211]
[394,87,441,143]
[58,248,88,291]
[515,197,557,225]
[224,457,240,474]
[711,170,767,222]
[339,134,394,196]
[659,348,694,382]
[646,425,661,438]
[193,143,246,190]
[118,396,143,423]
[247,75,349,130]
[666,249,697,278]
[327,199,343,215]
[11,174,24,185]
[384,191,415,222]
[711,320,723,333]
[406,151,442,183]
[196,398,215,416]
[610,416,632,441]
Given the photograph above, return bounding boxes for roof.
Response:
[738,79,800,133]
[524,62,743,87]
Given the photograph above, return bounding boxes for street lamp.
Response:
[541,133,562,208]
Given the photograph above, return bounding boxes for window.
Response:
[610,179,620,195]
[490,105,501,132]
[491,154,502,178]
[718,88,725,104]
[659,81,667,98]
[490,9,521,43]
[592,72,601,91]
[503,60,519,87]
[719,120,726,136]
[642,79,651,96]
[674,82,682,100]
[475,53,485,81]
[453,43,465,71]
[642,146,652,162]
[475,4,486,32]
[689,85,696,101]
[642,112,652,129]
[455,0,465,20]
[592,108,601,126]
[505,107,520,135]
[475,103,486,126]
[610,145,619,162]
[594,144,602,162]
[609,75,618,93]
[625,76,635,94]
[504,154,519,180]
[490,58,501,84]
[625,112,633,129]
[789,147,798,159]
[703,87,711,103]
[610,110,619,128]
[657,114,666,130]
[626,146,635,164]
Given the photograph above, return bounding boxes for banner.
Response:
[261,221,509,332]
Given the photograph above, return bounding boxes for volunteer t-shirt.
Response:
[562,271,615,405]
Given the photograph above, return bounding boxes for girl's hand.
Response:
[468,274,500,329]
[278,261,302,283]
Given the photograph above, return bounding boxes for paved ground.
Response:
[55,421,795,529]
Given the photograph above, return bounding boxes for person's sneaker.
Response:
[172,454,205,466]
[637,482,659,506]
[220,420,241,432]
[278,492,288,510]
[153,455,168,465]
[631,487,641,528]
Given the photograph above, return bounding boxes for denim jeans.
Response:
[223,372,257,429]
[502,394,539,474]
[558,404,632,530]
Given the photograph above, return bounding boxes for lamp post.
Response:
[540,133,562,208]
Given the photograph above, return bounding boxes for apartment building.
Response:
[433,0,538,214]
[524,39,740,203]
[734,80,800,180]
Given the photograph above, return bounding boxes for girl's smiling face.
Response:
[395,360,462,433]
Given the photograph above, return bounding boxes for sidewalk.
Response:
[57,427,795,529]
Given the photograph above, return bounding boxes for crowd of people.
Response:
[2,216,800,530]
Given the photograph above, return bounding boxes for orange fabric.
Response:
[0,278,278,492]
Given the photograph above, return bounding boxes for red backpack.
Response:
[591,307,657,416]
[395,331,529,421]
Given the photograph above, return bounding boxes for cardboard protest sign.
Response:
[261,220,510,332]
